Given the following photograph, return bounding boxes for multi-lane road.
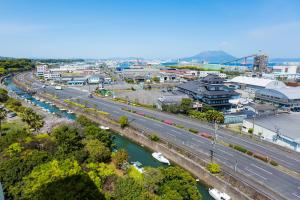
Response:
[17,72,300,200]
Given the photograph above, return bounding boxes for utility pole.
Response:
[210,149,214,163]
[214,120,218,142]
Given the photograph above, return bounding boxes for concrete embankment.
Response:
[12,76,285,200]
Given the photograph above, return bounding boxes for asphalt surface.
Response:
[18,72,300,200]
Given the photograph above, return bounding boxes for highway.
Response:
[17,72,300,200]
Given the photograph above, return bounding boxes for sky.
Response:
[0,0,300,59]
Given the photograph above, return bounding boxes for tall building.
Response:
[253,54,268,73]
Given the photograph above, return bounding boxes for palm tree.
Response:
[0,109,7,136]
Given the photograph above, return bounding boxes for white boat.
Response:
[67,110,74,114]
[152,152,170,165]
[59,108,67,111]
[131,161,144,173]
[209,188,231,200]
[100,125,110,130]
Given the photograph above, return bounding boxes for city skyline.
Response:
[1,0,300,59]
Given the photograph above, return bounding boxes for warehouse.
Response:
[229,76,286,93]
[242,113,300,152]
[255,87,300,110]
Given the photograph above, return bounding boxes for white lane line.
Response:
[191,137,204,144]
[293,193,300,199]
[171,129,181,134]
[245,167,267,180]
[218,148,234,157]
[275,157,294,166]
[153,123,163,128]
[251,164,273,175]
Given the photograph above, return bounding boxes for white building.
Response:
[229,76,286,93]
[44,71,61,80]
[242,113,300,152]
[198,71,227,78]
[36,65,48,77]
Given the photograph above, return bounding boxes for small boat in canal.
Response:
[209,188,231,200]
[152,152,170,165]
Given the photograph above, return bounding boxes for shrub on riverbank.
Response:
[207,163,221,174]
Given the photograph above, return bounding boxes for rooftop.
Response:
[246,113,300,142]
[230,76,286,88]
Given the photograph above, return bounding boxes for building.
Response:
[253,54,268,72]
[229,76,286,93]
[198,71,227,78]
[156,94,190,110]
[242,113,300,152]
[36,65,48,77]
[177,74,238,109]
[44,71,61,80]
[255,86,300,110]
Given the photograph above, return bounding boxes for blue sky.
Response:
[0,0,300,58]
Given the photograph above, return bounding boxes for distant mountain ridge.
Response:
[182,50,236,63]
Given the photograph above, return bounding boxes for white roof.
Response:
[274,87,300,99]
[230,76,285,88]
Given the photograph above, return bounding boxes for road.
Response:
[17,72,300,200]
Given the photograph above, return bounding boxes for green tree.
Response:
[0,109,7,136]
[119,116,128,128]
[76,115,98,127]
[180,98,193,114]
[10,159,83,199]
[113,177,149,200]
[0,88,9,102]
[84,139,111,162]
[205,110,224,124]
[20,108,44,131]
[143,167,164,193]
[52,124,83,154]
[152,76,160,83]
[6,142,23,157]
[112,149,128,169]
[84,125,112,148]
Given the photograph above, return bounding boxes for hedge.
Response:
[188,128,199,134]
[253,153,268,162]
[233,145,248,153]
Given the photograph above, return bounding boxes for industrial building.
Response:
[156,94,190,110]
[253,54,268,73]
[177,74,238,109]
[255,86,300,110]
[229,76,286,93]
[242,113,300,152]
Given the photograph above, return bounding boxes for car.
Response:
[7,112,17,118]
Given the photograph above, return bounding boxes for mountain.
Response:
[182,50,236,63]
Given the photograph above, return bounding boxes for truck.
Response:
[55,86,62,90]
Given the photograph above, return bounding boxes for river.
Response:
[4,77,213,200]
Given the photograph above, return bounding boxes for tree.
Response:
[248,128,254,134]
[10,159,83,199]
[20,108,44,131]
[143,168,164,193]
[84,125,112,148]
[205,110,224,124]
[0,109,7,136]
[158,166,201,200]
[152,76,160,83]
[119,116,128,128]
[112,149,128,169]
[76,115,98,127]
[6,142,23,157]
[84,139,111,162]
[52,124,83,154]
[113,177,149,200]
[0,88,9,102]
[180,98,193,114]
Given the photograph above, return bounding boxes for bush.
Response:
[270,160,278,166]
[246,151,253,156]
[188,128,198,134]
[248,128,253,134]
[149,134,159,142]
[119,116,128,128]
[253,153,268,162]
[207,163,221,174]
[233,145,248,154]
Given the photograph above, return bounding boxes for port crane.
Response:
[220,54,257,65]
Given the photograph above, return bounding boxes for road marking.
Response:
[154,123,163,128]
[250,164,273,175]
[292,193,300,199]
[218,148,233,157]
[245,167,267,180]
[191,137,204,144]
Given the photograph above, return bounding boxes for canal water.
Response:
[4,77,213,200]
